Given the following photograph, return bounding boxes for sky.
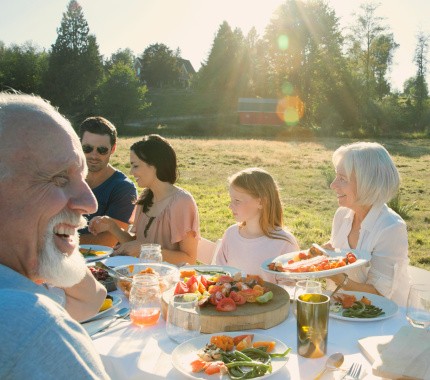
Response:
[0,0,429,91]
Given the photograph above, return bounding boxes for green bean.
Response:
[342,302,385,318]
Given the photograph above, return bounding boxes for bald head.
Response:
[0,92,78,178]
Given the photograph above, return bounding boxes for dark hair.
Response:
[79,116,117,146]
[131,134,178,213]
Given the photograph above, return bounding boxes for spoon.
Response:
[95,261,129,281]
[313,352,344,380]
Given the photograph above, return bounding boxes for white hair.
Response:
[0,91,70,179]
[332,142,400,206]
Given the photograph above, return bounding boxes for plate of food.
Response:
[81,294,122,323]
[179,265,242,280]
[261,245,371,279]
[329,291,398,322]
[172,332,291,379]
[80,245,113,262]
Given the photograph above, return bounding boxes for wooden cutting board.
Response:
[162,281,290,333]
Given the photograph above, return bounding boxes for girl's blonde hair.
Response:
[229,167,291,241]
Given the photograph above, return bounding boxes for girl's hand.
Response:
[88,216,113,235]
[112,241,141,258]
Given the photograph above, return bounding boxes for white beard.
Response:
[38,211,87,288]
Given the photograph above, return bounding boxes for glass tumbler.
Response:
[406,283,430,330]
[129,273,161,327]
[293,279,322,316]
[140,243,162,263]
[166,294,201,343]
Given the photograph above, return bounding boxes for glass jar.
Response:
[129,274,161,327]
[139,243,162,263]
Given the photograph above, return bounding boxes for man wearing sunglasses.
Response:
[78,116,137,247]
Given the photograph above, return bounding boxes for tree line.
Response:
[0,0,429,136]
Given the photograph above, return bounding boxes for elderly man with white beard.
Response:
[0,92,110,379]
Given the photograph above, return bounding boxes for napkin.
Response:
[358,326,430,380]
[82,317,118,336]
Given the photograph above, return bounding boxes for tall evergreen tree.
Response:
[43,0,103,119]
[262,0,345,129]
[413,31,429,129]
[139,43,180,88]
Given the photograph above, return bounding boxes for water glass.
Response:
[140,243,162,263]
[297,293,330,358]
[166,294,201,343]
[293,279,322,316]
[406,283,430,330]
[129,274,161,327]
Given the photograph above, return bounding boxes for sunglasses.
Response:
[82,144,110,155]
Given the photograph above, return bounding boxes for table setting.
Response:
[82,246,430,379]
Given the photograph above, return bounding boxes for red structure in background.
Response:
[238,98,284,126]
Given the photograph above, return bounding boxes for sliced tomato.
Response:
[216,275,235,284]
[208,285,223,294]
[209,291,225,306]
[229,291,246,305]
[190,359,208,373]
[199,275,209,288]
[216,297,237,312]
[233,334,254,346]
[174,281,189,295]
[239,288,258,303]
[346,252,357,263]
[186,275,199,292]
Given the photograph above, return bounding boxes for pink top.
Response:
[130,188,200,251]
[216,224,299,282]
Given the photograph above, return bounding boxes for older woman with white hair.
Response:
[325,141,410,306]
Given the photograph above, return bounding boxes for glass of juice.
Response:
[129,274,161,327]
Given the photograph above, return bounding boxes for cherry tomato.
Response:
[174,281,189,295]
[229,291,246,305]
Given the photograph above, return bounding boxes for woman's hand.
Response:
[88,216,114,235]
[112,240,141,258]
[322,242,335,250]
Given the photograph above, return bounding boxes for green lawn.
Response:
[111,136,430,271]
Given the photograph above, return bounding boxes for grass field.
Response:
[111,136,430,271]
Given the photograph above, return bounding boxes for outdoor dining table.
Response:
[90,289,410,379]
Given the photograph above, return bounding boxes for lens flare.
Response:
[276,96,305,126]
[277,35,289,50]
[282,82,294,96]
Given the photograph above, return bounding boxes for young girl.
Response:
[215,167,299,281]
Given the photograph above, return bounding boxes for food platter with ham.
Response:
[261,245,371,279]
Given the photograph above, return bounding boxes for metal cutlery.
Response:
[83,307,130,323]
[95,261,129,281]
[342,362,362,380]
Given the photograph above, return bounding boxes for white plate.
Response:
[103,255,140,267]
[180,265,241,278]
[261,248,371,279]
[80,245,113,263]
[172,332,290,379]
[329,291,398,322]
[81,295,122,323]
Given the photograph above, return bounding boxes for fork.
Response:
[342,363,362,380]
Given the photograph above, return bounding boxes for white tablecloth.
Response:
[91,291,408,380]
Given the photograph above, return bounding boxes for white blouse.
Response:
[329,204,410,306]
